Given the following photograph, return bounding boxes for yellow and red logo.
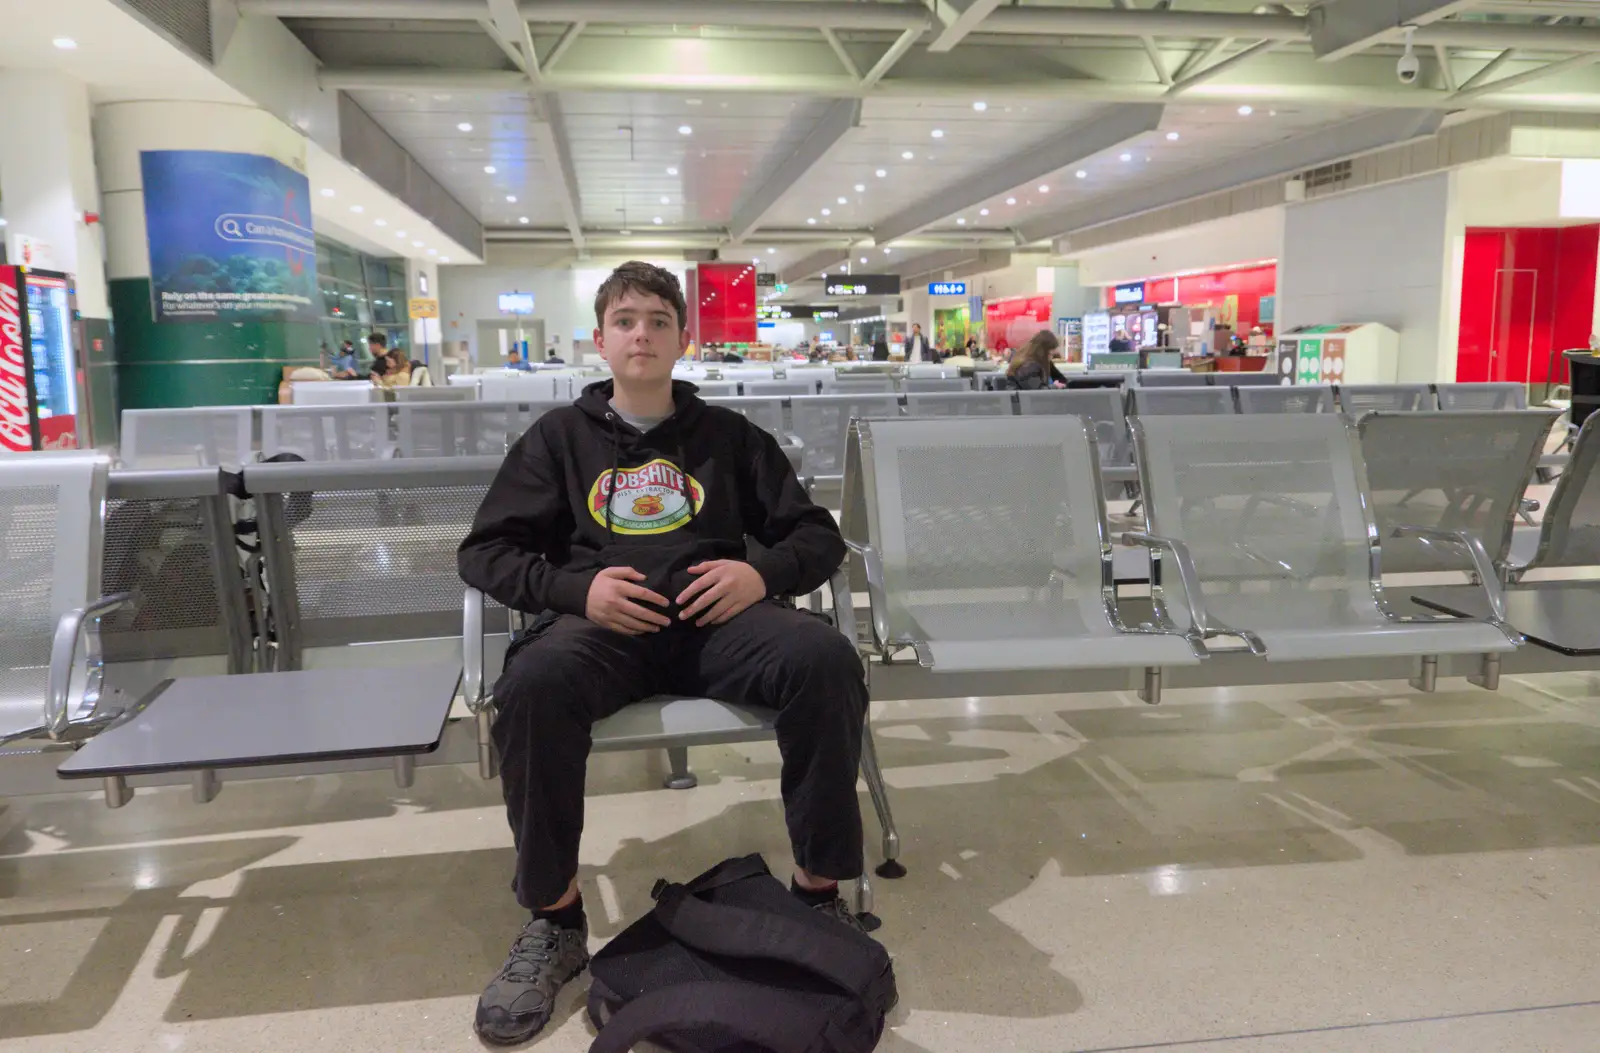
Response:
[588,459,705,535]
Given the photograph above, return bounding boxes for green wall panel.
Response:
[109,279,319,408]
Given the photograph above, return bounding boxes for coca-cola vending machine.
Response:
[0,266,82,452]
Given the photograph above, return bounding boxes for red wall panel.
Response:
[1102,264,1277,331]
[1457,230,1503,382]
[983,294,1053,352]
[1456,225,1598,385]
[691,262,757,345]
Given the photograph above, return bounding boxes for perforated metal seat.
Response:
[1237,385,1335,414]
[1434,382,1527,411]
[840,416,1200,678]
[1129,387,1234,416]
[1016,389,1135,489]
[260,405,393,461]
[830,375,896,394]
[397,402,530,457]
[480,374,571,403]
[898,377,969,393]
[744,380,816,397]
[291,382,384,406]
[1135,371,1210,388]
[1337,384,1434,413]
[690,380,738,398]
[119,408,254,470]
[1130,414,1518,667]
[704,396,791,442]
[789,394,902,481]
[392,386,477,403]
[1221,373,1280,388]
[901,391,1014,417]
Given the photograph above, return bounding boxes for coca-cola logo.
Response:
[0,275,32,452]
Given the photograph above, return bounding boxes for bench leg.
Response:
[1410,654,1439,692]
[102,775,132,809]
[1472,653,1502,691]
[664,747,698,790]
[191,768,221,804]
[1139,666,1163,705]
[859,721,905,879]
[393,754,416,789]
[476,707,499,781]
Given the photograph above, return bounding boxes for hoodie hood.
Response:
[574,378,708,434]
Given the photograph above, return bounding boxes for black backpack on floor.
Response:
[587,854,898,1053]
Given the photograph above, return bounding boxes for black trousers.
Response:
[492,601,868,910]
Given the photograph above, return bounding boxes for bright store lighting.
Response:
[1119,153,1132,161]
[1166,131,1180,141]
[375,219,387,227]
[660,196,670,204]
[518,216,529,224]
[875,169,887,178]
[484,165,497,173]
[931,129,944,138]
[807,217,817,224]
[506,195,517,202]
[821,208,831,216]
[1075,170,1087,179]
[412,240,423,247]
[883,247,891,254]
[457,122,473,132]
[52,37,77,49]
[979,208,989,216]
[350,205,364,213]
[319,188,335,197]
[1038,185,1049,193]
[653,216,663,224]
[441,257,451,263]
[678,125,693,135]
[854,183,865,192]
[956,218,966,225]
[767,247,776,254]
[901,151,913,160]
[1238,105,1254,116]
[426,248,437,256]
[1005,197,1016,205]
[396,230,407,237]
[837,196,847,204]
[972,101,987,111]
[667,166,678,175]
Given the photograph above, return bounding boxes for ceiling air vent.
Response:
[1300,159,1354,193]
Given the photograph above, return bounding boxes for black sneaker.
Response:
[474,915,590,1045]
[809,893,869,934]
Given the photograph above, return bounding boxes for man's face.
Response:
[368,341,384,356]
[595,288,688,385]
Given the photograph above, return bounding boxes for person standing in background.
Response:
[872,335,890,361]
[905,323,930,363]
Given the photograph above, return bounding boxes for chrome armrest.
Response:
[46,592,133,739]
[828,565,859,648]
[1521,497,1541,514]
[1121,532,1210,635]
[842,538,891,650]
[462,586,487,712]
[1389,525,1508,623]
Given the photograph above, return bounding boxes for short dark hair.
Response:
[368,332,387,348]
[594,261,687,331]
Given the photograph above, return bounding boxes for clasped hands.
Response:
[584,561,765,635]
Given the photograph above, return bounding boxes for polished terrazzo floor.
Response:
[4,672,1600,1052]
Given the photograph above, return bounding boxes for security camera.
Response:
[1397,25,1420,84]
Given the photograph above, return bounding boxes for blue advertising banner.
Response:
[140,150,318,324]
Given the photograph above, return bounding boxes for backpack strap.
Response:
[588,980,830,1053]
[652,883,889,1003]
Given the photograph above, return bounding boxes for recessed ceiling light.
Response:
[875,169,887,178]
[836,196,848,205]
[412,240,423,247]
[807,217,817,224]
[426,248,437,255]
[1119,153,1132,161]
[767,247,776,254]
[375,218,387,227]
[1038,184,1049,193]
[1269,109,1277,116]
[931,129,944,138]
[620,228,632,235]
[901,151,913,160]
[667,166,678,175]
[660,195,671,205]
[350,205,364,213]
[859,256,868,263]
[854,183,865,192]
[1075,170,1088,179]
[1005,197,1016,205]
[441,256,451,263]
[396,230,407,237]
[752,257,761,264]
[518,216,529,224]
[52,37,76,49]
[1166,131,1180,141]
[319,188,335,197]
[678,125,693,135]
[653,216,663,224]
[883,247,891,254]
[956,217,966,225]
[506,195,517,202]
[457,122,473,132]
[1238,105,1254,116]
[484,165,496,173]
[979,208,989,216]
[972,100,987,112]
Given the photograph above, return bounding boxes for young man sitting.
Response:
[457,261,871,1046]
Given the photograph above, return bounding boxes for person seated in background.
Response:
[457,260,872,1045]
[721,348,744,363]
[506,348,533,371]
[1004,330,1068,390]
[367,333,412,389]
[1109,328,1133,353]
[330,342,359,379]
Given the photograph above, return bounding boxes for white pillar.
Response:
[1278,171,1461,383]
[0,70,107,318]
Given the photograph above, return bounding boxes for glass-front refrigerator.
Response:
[0,266,81,451]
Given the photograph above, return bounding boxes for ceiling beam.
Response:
[873,103,1164,245]
[1457,48,1518,94]
[1434,43,1457,92]
[1112,0,1171,86]
[485,0,540,81]
[1309,0,1474,62]
[1018,108,1447,243]
[781,246,855,285]
[544,21,584,70]
[529,95,585,249]
[819,27,860,81]
[1451,51,1600,103]
[860,28,922,89]
[1166,39,1280,96]
[928,0,1005,54]
[729,99,862,242]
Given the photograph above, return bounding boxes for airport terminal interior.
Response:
[10,0,1600,1050]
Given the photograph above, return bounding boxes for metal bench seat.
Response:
[1130,414,1519,681]
[840,415,1202,699]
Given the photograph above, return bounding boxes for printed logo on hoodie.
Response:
[588,459,706,535]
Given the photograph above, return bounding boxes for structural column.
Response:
[0,69,116,446]
[96,100,320,408]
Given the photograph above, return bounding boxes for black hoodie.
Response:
[457,379,845,620]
